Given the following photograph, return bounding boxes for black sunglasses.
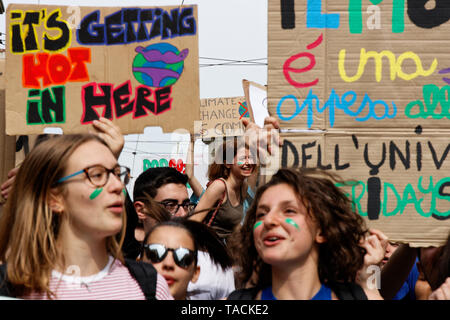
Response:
[143,243,196,269]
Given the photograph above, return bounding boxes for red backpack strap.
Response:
[206,179,227,227]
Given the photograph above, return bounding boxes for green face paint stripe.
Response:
[285,218,300,230]
[89,188,103,200]
[122,188,127,196]
[253,221,263,230]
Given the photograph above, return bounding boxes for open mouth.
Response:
[263,235,285,246]
[108,202,124,214]
[240,165,254,172]
[164,276,175,286]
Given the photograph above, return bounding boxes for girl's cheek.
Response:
[89,188,103,200]
[253,221,263,231]
[285,218,300,230]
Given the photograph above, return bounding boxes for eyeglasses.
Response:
[56,165,131,187]
[158,200,196,215]
[143,243,196,268]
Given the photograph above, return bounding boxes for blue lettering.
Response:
[276,89,397,128]
[307,0,340,29]
[77,7,196,45]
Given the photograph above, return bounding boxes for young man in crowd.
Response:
[125,166,236,300]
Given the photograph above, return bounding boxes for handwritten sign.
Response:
[5,4,200,135]
[269,0,450,246]
[0,59,16,184]
[198,97,249,139]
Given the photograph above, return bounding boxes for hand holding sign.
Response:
[89,117,124,159]
[0,167,19,203]
[242,116,282,157]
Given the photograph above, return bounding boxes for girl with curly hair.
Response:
[228,167,383,300]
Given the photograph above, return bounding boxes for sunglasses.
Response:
[143,243,196,269]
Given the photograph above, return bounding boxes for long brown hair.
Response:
[233,167,368,289]
[0,134,126,298]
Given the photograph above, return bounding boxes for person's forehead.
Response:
[154,183,188,201]
[148,226,194,248]
[67,140,116,171]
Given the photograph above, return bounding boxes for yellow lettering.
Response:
[339,48,437,83]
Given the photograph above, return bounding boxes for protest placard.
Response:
[0,58,15,186]
[198,96,249,139]
[242,79,270,128]
[5,4,200,135]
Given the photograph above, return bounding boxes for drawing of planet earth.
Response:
[239,101,250,118]
[132,43,188,88]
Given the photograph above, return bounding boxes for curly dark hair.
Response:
[232,167,368,289]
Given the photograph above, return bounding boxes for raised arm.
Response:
[356,229,388,300]
[379,243,418,300]
[242,116,282,191]
[185,136,204,198]
[189,180,226,223]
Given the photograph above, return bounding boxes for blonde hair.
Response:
[0,134,126,298]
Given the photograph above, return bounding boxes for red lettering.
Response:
[48,54,71,84]
[23,53,52,88]
[68,48,91,81]
[176,159,184,173]
[22,48,91,88]
[169,159,177,169]
[81,81,174,124]
[283,33,323,88]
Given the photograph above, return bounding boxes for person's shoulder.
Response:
[205,179,227,195]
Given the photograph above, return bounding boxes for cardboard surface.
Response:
[268,0,450,131]
[243,79,270,128]
[0,59,16,187]
[281,131,450,247]
[198,96,248,139]
[5,4,200,135]
[269,1,450,246]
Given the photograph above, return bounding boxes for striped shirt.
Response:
[21,256,173,300]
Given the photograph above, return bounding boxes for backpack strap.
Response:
[227,287,259,300]
[124,259,157,300]
[206,179,227,227]
[329,282,368,300]
[0,264,14,298]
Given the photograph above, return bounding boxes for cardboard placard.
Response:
[198,96,249,139]
[5,4,200,135]
[242,79,270,128]
[281,131,450,247]
[268,0,450,131]
[269,1,450,246]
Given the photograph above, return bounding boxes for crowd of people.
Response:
[0,116,449,300]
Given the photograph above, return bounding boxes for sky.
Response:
[1,0,269,193]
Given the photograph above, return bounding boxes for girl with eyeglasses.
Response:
[141,218,232,300]
[0,134,172,300]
